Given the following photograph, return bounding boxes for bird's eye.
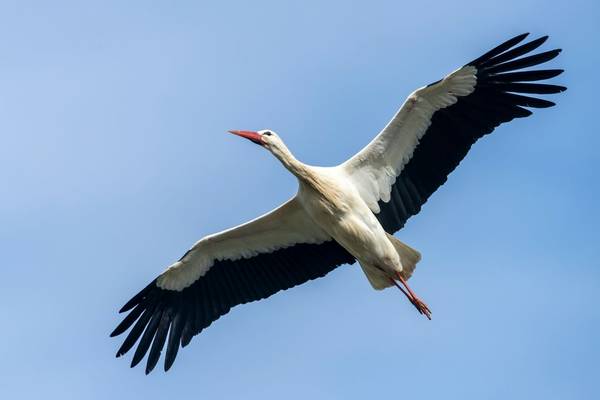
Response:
[263,131,272,136]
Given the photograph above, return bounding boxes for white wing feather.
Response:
[341,66,477,212]
[157,197,330,291]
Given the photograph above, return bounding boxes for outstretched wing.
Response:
[342,33,566,233]
[111,197,354,374]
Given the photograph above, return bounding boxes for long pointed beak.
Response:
[228,130,264,146]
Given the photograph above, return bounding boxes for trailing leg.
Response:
[395,271,431,320]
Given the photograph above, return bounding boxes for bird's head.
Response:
[228,129,284,152]
[228,129,301,174]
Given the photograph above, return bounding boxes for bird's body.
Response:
[111,33,566,374]
[296,166,404,287]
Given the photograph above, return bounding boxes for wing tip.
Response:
[112,241,357,374]
[118,305,132,314]
[118,279,158,313]
[130,357,142,369]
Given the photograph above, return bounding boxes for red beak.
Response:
[228,130,264,146]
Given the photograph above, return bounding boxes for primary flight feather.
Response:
[111,33,565,374]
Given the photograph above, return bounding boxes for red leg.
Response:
[395,272,432,320]
[388,278,413,302]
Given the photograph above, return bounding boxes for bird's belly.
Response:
[303,190,398,270]
[331,211,398,269]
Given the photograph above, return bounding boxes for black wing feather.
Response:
[112,241,354,374]
[467,32,530,66]
[146,309,170,374]
[131,306,162,368]
[376,33,565,234]
[110,303,144,337]
[479,35,548,68]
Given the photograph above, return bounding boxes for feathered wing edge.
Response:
[110,240,354,374]
[375,33,566,233]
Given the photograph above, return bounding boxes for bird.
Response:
[111,33,565,374]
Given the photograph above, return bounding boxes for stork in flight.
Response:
[111,33,565,374]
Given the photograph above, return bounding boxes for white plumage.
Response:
[344,66,478,212]
[112,33,565,374]
[157,197,331,291]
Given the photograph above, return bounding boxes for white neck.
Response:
[269,142,310,181]
[270,139,344,211]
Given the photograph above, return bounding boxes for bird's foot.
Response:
[394,271,432,320]
[410,296,432,320]
[387,276,432,320]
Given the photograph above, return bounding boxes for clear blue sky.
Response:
[1,1,598,399]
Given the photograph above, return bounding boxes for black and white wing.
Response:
[342,33,566,233]
[111,197,354,374]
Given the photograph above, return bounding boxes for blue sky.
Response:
[1,0,598,398]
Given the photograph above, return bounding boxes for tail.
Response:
[359,234,421,290]
[386,233,421,280]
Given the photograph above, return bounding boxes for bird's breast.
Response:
[298,172,391,261]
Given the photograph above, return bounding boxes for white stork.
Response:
[111,33,565,373]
